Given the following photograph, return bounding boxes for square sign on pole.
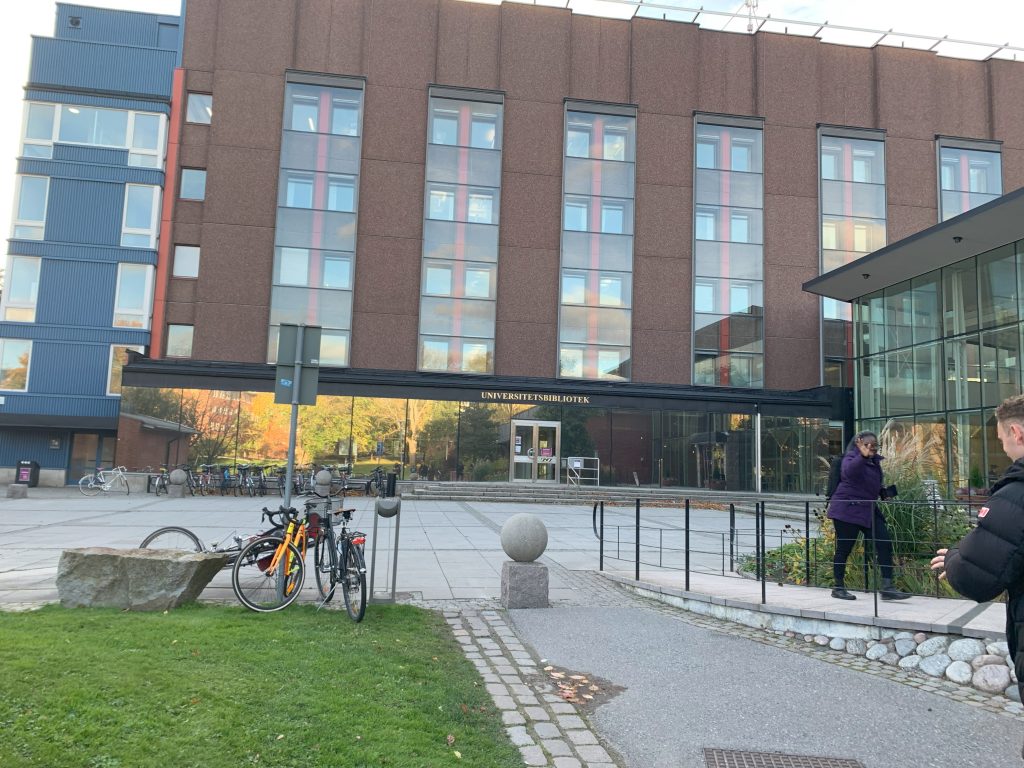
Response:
[274,324,321,405]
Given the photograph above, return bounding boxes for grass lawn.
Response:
[0,604,523,768]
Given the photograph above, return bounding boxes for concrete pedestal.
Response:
[501,560,549,609]
[6,483,27,499]
[167,484,186,498]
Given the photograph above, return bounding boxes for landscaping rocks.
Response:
[797,626,1020,702]
[917,637,949,657]
[919,654,953,678]
[945,661,973,685]
[947,638,987,662]
[973,665,1012,694]
[57,547,228,610]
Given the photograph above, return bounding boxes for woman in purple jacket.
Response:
[827,430,911,601]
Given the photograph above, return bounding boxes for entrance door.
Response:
[510,420,560,482]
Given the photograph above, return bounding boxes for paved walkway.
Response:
[1,490,1022,766]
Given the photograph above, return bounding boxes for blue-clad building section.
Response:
[0,3,180,484]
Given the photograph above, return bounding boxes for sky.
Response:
[1,0,1023,265]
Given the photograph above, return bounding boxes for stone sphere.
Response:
[314,470,333,486]
[169,468,187,485]
[500,513,548,562]
[376,497,401,519]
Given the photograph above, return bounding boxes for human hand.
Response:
[930,548,948,580]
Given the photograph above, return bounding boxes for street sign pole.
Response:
[282,325,305,509]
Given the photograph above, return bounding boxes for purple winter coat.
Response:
[826,446,885,527]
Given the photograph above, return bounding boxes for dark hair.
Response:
[846,430,878,453]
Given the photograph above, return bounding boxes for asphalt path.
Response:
[510,605,1023,768]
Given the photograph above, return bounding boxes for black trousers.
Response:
[833,510,895,585]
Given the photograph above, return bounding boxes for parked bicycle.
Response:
[310,497,367,621]
[139,512,286,568]
[230,505,313,612]
[79,466,130,496]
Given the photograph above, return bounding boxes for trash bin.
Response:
[16,459,39,488]
[386,472,397,498]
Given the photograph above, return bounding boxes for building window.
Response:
[559,105,635,381]
[13,175,48,240]
[270,77,364,367]
[120,184,160,248]
[166,325,194,358]
[819,129,886,385]
[2,257,41,322]
[172,245,200,278]
[938,141,1001,222]
[107,344,143,396]
[0,339,31,391]
[693,118,764,387]
[113,264,152,328]
[20,102,163,164]
[185,93,212,124]
[418,90,503,374]
[180,169,206,201]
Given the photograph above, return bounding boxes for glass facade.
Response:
[854,239,1024,495]
[938,140,1001,221]
[418,90,503,373]
[558,104,636,381]
[820,129,886,386]
[117,385,830,494]
[693,118,764,387]
[268,76,364,367]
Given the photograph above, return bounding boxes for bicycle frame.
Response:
[266,515,309,599]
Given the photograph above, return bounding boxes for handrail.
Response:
[567,456,600,489]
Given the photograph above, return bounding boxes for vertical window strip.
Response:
[819,131,886,387]
[418,95,502,374]
[693,120,764,388]
[269,80,364,367]
[937,142,1002,222]
[559,108,635,381]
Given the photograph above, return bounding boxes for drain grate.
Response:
[703,748,866,768]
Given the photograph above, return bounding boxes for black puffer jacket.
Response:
[943,458,1024,700]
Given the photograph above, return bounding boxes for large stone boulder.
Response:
[57,547,228,611]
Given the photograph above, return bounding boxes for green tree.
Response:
[121,387,182,422]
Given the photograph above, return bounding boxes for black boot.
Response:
[880,578,911,601]
[831,586,856,600]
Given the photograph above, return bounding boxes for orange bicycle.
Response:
[231,506,312,612]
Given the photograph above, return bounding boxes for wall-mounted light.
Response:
[862,273,870,279]
[953,236,963,244]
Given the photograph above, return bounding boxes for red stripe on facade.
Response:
[149,67,185,359]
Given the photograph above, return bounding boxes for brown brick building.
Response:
[123,0,1024,492]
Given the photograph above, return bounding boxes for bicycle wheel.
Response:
[341,543,367,622]
[116,474,130,495]
[232,536,305,613]
[313,530,337,602]
[140,526,204,552]
[79,474,101,496]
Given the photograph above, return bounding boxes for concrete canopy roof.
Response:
[802,185,1024,302]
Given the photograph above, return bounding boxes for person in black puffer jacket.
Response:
[932,393,1024,760]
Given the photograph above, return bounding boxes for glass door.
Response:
[509,420,560,482]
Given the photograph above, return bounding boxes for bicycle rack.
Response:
[368,496,401,603]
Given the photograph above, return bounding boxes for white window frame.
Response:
[21,101,166,165]
[107,344,144,396]
[113,263,154,329]
[560,346,584,378]
[0,339,32,392]
[695,281,715,314]
[1,256,41,322]
[120,184,160,248]
[12,175,49,240]
[21,102,56,159]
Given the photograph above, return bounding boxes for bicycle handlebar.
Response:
[261,506,298,526]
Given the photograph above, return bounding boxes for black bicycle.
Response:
[310,497,367,621]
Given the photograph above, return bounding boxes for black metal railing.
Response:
[592,495,986,617]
